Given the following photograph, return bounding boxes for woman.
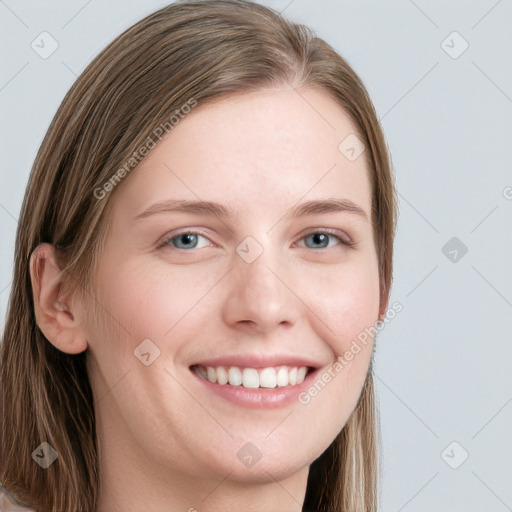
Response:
[0,1,397,510]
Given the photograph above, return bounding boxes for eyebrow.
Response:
[134,198,369,222]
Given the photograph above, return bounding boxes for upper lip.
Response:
[190,354,323,369]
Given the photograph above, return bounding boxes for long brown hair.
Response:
[0,1,397,510]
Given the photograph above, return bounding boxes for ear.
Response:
[29,243,88,354]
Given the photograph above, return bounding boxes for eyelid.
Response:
[157,228,213,250]
[157,227,355,251]
[296,228,355,248]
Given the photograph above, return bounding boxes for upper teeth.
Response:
[195,365,308,388]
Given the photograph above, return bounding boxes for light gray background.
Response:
[1,1,511,510]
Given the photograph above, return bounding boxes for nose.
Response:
[221,243,299,336]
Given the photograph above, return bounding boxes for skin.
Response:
[31,86,384,511]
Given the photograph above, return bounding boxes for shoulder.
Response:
[0,484,37,511]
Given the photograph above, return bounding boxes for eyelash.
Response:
[157,228,355,251]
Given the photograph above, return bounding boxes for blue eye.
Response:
[303,232,342,249]
[161,231,211,250]
[158,229,353,251]
[297,229,354,250]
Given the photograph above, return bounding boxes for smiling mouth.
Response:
[191,364,313,389]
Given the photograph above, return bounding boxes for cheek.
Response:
[93,258,205,344]
[296,289,378,441]
[293,252,379,408]
[85,258,205,404]
[299,253,381,355]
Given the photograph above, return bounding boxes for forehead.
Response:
[112,86,371,220]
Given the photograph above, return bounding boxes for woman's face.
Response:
[84,86,380,489]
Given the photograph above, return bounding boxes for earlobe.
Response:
[29,243,88,354]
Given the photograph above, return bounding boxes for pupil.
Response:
[313,233,327,246]
[314,234,325,243]
[177,233,196,247]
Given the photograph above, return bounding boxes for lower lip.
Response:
[190,368,319,409]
